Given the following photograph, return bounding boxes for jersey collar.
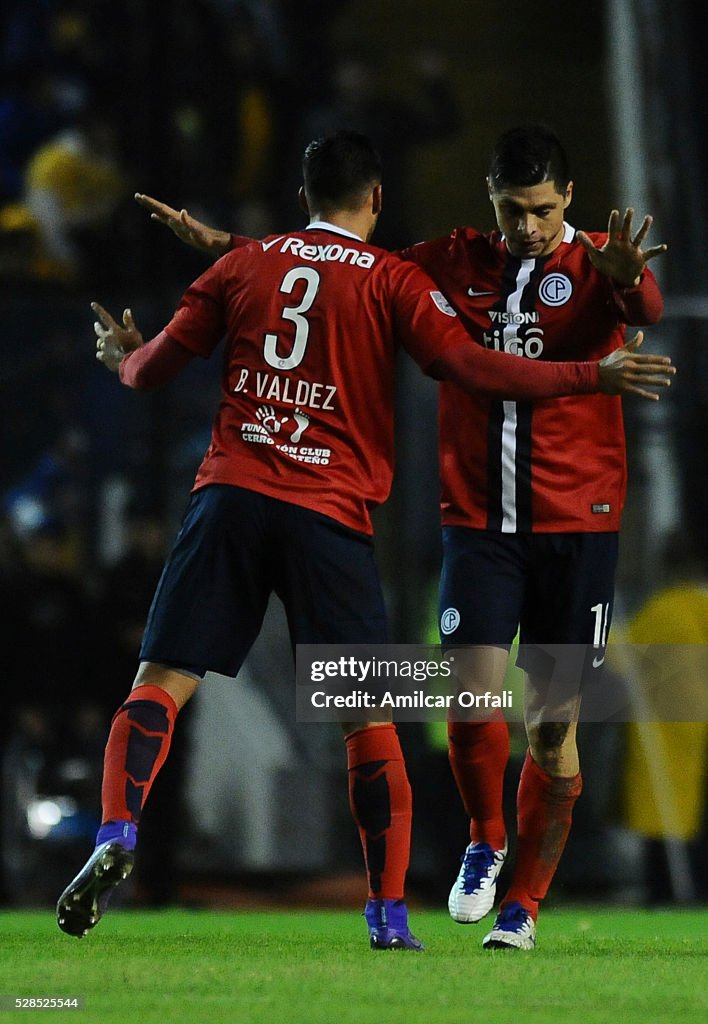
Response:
[306,220,363,241]
[500,221,576,252]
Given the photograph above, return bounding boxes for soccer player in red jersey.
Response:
[397,125,669,950]
[112,130,672,951]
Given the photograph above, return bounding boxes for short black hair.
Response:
[488,125,570,193]
[302,130,382,211]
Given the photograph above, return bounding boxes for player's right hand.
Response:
[577,208,668,287]
[93,302,143,373]
[598,331,676,400]
[135,193,232,256]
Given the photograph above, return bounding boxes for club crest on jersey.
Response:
[539,273,572,306]
[430,291,457,317]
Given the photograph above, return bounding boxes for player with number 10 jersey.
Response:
[401,222,663,534]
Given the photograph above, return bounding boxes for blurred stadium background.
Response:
[0,1,706,912]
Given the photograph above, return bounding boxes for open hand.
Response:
[598,331,675,400]
[93,302,143,373]
[135,193,232,256]
[577,208,667,287]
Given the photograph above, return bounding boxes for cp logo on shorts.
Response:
[440,607,461,636]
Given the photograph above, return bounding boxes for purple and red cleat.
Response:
[56,822,136,938]
[364,898,424,951]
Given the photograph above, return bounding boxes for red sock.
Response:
[101,684,178,826]
[502,750,582,920]
[345,724,412,900]
[447,716,509,849]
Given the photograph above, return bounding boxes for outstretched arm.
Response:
[93,302,193,388]
[576,208,667,287]
[135,193,233,257]
[431,331,674,402]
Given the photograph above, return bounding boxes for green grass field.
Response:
[1,907,706,1024]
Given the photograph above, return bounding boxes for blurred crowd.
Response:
[0,1,706,909]
[1,0,463,538]
[0,0,462,294]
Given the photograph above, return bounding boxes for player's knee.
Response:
[528,721,572,771]
[132,661,200,710]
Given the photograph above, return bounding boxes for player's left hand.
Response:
[576,208,667,287]
[598,331,675,400]
[135,193,232,256]
[92,302,143,373]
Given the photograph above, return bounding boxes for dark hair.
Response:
[302,130,382,210]
[488,125,570,193]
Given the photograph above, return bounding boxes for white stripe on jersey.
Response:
[500,401,518,531]
[500,259,534,532]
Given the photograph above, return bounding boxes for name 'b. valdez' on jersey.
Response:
[401,223,664,533]
[160,223,484,535]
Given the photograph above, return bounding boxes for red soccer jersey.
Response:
[401,223,664,532]
[160,223,481,534]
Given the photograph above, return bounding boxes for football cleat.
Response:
[364,898,425,951]
[448,840,507,923]
[56,841,134,938]
[482,901,536,950]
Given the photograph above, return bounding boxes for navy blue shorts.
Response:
[438,527,619,675]
[140,484,388,677]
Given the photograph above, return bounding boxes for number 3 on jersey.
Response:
[264,267,321,370]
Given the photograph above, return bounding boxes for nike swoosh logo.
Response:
[467,288,495,297]
[592,655,605,668]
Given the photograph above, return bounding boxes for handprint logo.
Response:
[255,405,311,445]
[256,405,286,435]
